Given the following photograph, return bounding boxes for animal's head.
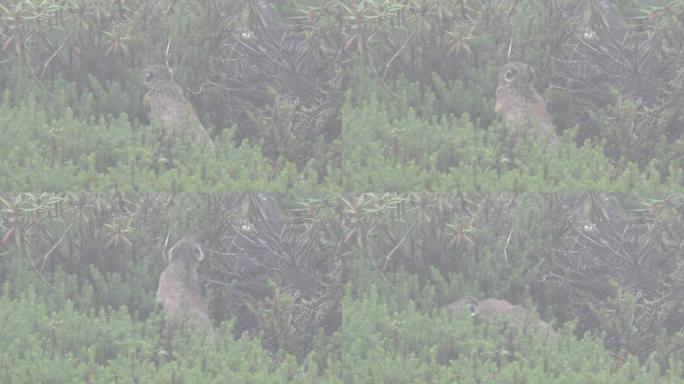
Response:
[168,233,205,265]
[498,61,536,90]
[446,296,480,317]
[145,65,174,88]
[462,297,480,316]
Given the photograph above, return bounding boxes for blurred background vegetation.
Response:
[340,192,684,382]
[335,0,684,190]
[0,0,345,191]
[0,192,344,381]
[3,192,683,381]
[2,0,684,381]
[0,0,682,191]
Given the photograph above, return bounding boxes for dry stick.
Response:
[21,31,52,97]
[204,277,236,287]
[24,232,59,290]
[503,229,512,267]
[165,38,171,69]
[383,28,415,80]
[368,53,396,97]
[382,221,415,271]
[574,31,630,70]
[577,229,632,265]
[235,37,288,69]
[39,222,73,272]
[41,31,72,78]
[188,80,221,95]
[162,231,171,261]
[230,223,292,265]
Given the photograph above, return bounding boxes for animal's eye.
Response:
[466,299,479,314]
[467,304,477,315]
[505,68,517,81]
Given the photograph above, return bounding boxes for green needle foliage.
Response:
[1,0,683,192]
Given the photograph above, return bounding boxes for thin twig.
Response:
[503,229,512,266]
[368,52,396,97]
[162,231,170,261]
[382,221,415,271]
[41,31,72,78]
[165,38,171,68]
[40,222,73,270]
[383,28,415,80]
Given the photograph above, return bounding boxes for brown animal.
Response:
[445,297,557,339]
[156,234,214,338]
[143,65,215,150]
[495,62,557,144]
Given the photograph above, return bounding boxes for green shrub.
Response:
[0,285,339,383]
[0,0,342,184]
[342,284,684,383]
[341,80,682,191]
[0,91,338,191]
[332,0,684,192]
[339,193,684,363]
[0,193,342,365]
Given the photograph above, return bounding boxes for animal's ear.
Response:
[183,232,206,262]
[192,241,205,262]
[167,233,190,260]
[167,233,206,262]
[167,236,180,261]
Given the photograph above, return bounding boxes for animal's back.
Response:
[143,69,214,149]
[145,82,197,130]
[478,298,556,338]
[445,297,557,339]
[156,256,213,336]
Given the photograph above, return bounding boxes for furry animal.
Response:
[495,62,557,144]
[143,65,215,150]
[445,297,557,339]
[156,234,214,338]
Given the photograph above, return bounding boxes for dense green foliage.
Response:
[342,68,683,191]
[2,0,684,382]
[349,193,684,357]
[342,286,684,383]
[340,193,684,380]
[0,287,341,383]
[0,85,337,192]
[1,0,682,191]
[337,0,684,191]
[0,193,342,381]
[2,192,684,381]
[0,0,342,191]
